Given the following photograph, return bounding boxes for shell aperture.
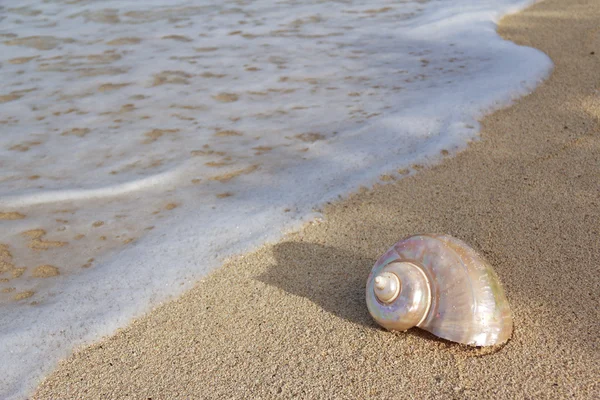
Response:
[366,234,513,346]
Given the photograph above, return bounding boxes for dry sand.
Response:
[34,0,599,398]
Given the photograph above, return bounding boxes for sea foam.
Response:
[0,0,550,398]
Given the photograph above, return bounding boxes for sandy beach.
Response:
[33,0,599,398]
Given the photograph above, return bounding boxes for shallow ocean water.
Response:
[0,0,551,398]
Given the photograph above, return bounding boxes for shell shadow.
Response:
[256,241,376,328]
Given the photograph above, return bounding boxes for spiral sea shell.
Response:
[366,234,513,346]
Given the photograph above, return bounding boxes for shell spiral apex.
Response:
[366,234,513,346]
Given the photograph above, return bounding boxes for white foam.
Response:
[0,0,551,398]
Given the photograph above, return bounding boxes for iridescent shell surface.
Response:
[366,234,513,346]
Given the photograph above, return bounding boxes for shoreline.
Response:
[0,2,552,396]
[33,0,599,398]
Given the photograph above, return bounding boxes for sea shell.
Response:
[366,234,513,346]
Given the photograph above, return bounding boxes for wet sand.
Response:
[33,0,599,398]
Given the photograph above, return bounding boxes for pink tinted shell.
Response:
[366,234,513,346]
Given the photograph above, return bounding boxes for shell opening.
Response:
[373,271,401,303]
